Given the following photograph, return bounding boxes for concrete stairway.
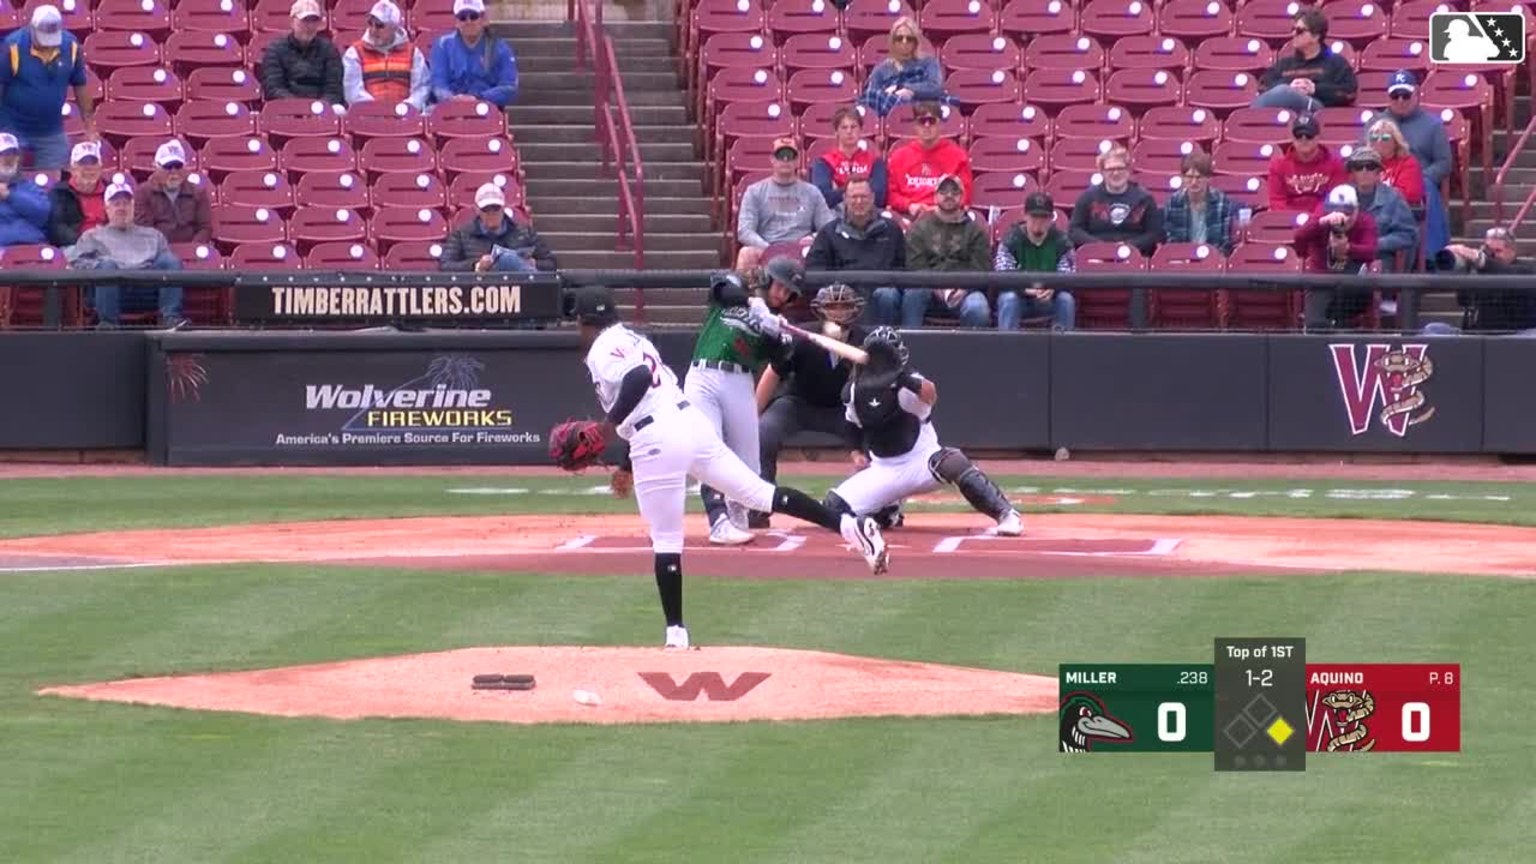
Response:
[495,18,717,325]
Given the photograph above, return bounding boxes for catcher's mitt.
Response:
[548,420,607,471]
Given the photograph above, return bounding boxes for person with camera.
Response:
[1295,184,1378,331]
[1423,227,1536,334]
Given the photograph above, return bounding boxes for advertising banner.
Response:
[154,341,592,465]
[232,278,563,326]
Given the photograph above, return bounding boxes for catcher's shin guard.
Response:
[928,448,1012,521]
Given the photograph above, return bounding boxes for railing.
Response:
[1493,109,1536,235]
[572,0,647,321]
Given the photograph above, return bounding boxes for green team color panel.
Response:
[1058,664,1215,753]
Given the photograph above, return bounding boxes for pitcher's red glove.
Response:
[548,420,607,471]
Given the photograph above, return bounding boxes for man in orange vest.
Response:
[341,0,430,112]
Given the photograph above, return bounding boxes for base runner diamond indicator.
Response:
[1267,716,1295,746]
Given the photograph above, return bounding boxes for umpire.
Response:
[752,283,867,528]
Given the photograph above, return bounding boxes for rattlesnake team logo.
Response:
[1059,692,1134,752]
[1329,344,1436,437]
[1307,689,1378,751]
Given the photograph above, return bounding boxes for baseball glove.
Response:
[548,420,607,471]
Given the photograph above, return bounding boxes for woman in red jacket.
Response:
[1365,117,1425,209]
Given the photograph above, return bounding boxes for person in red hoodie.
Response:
[1267,113,1346,214]
[1295,183,1379,331]
[810,106,888,210]
[885,101,971,219]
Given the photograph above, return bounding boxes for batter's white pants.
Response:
[683,363,760,475]
[829,430,943,516]
[630,403,777,554]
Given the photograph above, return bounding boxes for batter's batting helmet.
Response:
[811,283,864,325]
[764,257,806,299]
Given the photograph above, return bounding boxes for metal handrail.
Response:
[1493,110,1536,231]
[604,34,647,258]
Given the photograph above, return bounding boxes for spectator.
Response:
[69,181,184,329]
[0,132,49,247]
[0,5,96,171]
[45,140,107,247]
[1162,152,1235,255]
[342,0,431,113]
[809,107,887,210]
[1069,145,1163,256]
[886,102,971,220]
[1267,113,1346,213]
[1295,184,1378,331]
[806,177,905,324]
[858,17,944,117]
[1252,8,1357,112]
[133,141,214,245]
[994,192,1077,331]
[1427,227,1536,333]
[440,182,557,272]
[260,0,346,105]
[1345,147,1416,272]
[734,136,835,271]
[898,174,992,328]
[430,0,519,108]
[1365,117,1425,209]
[1370,70,1452,261]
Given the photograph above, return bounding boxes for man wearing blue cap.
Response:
[1369,69,1453,265]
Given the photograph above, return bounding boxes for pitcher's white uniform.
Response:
[828,382,945,515]
[586,323,781,554]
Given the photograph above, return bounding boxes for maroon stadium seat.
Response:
[164,32,246,78]
[943,68,1023,107]
[92,101,175,149]
[687,0,767,66]
[1235,0,1302,41]
[1158,0,1234,41]
[305,241,382,271]
[1242,208,1310,245]
[94,0,171,38]
[1315,106,1378,148]
[785,68,860,111]
[371,172,450,212]
[1108,35,1192,73]
[969,136,1045,177]
[1022,34,1103,73]
[1021,67,1102,111]
[969,171,1038,210]
[1130,138,1204,175]
[0,245,75,329]
[199,135,280,183]
[968,103,1053,143]
[172,0,252,39]
[1137,106,1221,145]
[383,240,447,271]
[704,66,786,136]
[1213,139,1281,178]
[1389,0,1444,40]
[1192,36,1276,74]
[1149,243,1225,329]
[1054,103,1136,142]
[1104,68,1184,110]
[213,205,288,254]
[175,100,259,147]
[1073,241,1149,330]
[1042,169,1099,212]
[780,33,856,73]
[1183,69,1261,116]
[288,206,369,255]
[82,31,163,73]
[279,136,361,180]
[259,98,345,145]
[1050,137,1120,173]
[1223,243,1301,330]
[940,34,1021,74]
[918,0,997,38]
[186,67,263,105]
[766,0,840,39]
[440,137,520,183]
[693,32,779,107]
[1358,36,1435,73]
[228,243,304,271]
[427,99,510,146]
[358,138,443,182]
[344,101,428,143]
[105,66,186,113]
[370,207,453,256]
[999,0,1077,39]
[1211,174,1269,212]
[1223,106,1305,145]
[294,171,374,213]
[169,242,230,325]
[1078,0,1156,41]
[219,169,298,214]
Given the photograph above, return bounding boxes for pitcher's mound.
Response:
[39,646,1057,725]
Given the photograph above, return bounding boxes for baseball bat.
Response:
[780,320,869,365]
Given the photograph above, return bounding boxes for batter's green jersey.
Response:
[690,304,778,369]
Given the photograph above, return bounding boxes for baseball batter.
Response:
[824,327,1023,536]
[684,260,802,545]
[572,286,888,649]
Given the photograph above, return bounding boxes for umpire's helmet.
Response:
[863,326,910,368]
[812,283,864,325]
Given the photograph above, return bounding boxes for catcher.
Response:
[822,327,1023,536]
[550,285,889,650]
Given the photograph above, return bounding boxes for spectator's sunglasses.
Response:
[1292,25,1312,35]
[1350,162,1381,172]
[457,11,482,21]
[1293,131,1317,140]
[161,161,185,171]
[1101,164,1130,173]
[480,204,503,213]
[1369,132,1395,141]
[915,115,940,126]
[1389,91,1414,101]
[892,33,917,43]
[1182,171,1210,181]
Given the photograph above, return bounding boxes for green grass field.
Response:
[2,473,1533,863]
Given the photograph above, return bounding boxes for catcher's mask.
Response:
[862,326,909,371]
[570,286,619,327]
[812,283,864,325]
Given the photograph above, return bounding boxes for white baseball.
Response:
[573,689,602,706]
[822,322,843,339]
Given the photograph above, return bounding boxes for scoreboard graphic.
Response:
[1059,639,1461,771]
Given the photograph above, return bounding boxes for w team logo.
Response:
[1329,344,1437,437]
[1429,12,1526,65]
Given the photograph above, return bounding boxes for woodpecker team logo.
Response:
[1329,344,1436,438]
[1429,12,1526,65]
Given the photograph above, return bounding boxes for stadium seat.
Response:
[785,69,860,111]
[288,206,369,255]
[82,31,162,72]
[1137,106,1221,144]
[1022,68,1103,110]
[940,34,1021,74]
[1223,243,1301,330]
[1357,36,1430,73]
[1042,169,1099,212]
[344,101,428,142]
[918,0,997,38]
[1130,138,1202,174]
[1158,0,1234,41]
[1050,137,1118,173]
[704,67,786,135]
[94,0,172,37]
[93,101,175,149]
[1021,34,1103,73]
[1388,0,1444,40]
[942,69,1023,108]
[164,32,245,78]
[780,33,856,73]
[1184,70,1261,115]
[1139,170,1186,207]
[305,241,382,271]
[174,100,259,146]
[1192,36,1277,74]
[1235,0,1302,41]
[766,0,841,39]
[259,98,345,144]
[214,205,288,254]
[279,137,361,179]
[1243,208,1309,245]
[167,242,231,325]
[1325,39,1360,71]
[1315,106,1378,148]
[968,103,1052,143]
[369,208,453,256]
[39,0,94,32]
[1108,35,1191,73]
[1213,140,1282,180]
[1104,68,1183,109]
[440,137,520,183]
[358,138,443,181]
[219,169,298,214]
[1054,103,1136,143]
[186,67,263,105]
[687,0,767,68]
[1324,0,1391,46]
[969,136,1045,177]
[1149,243,1225,329]
[228,243,304,271]
[969,171,1038,210]
[1073,241,1149,330]
[172,0,251,38]
[200,135,280,182]
[382,240,447,271]
[0,245,75,329]
[1211,174,1268,212]
[294,171,374,212]
[1078,0,1156,40]
[693,32,779,108]
[1419,69,1495,179]
[105,66,185,112]
[882,102,966,144]
[330,0,381,33]
[842,0,915,42]
[427,99,510,146]
[371,172,450,212]
[408,4,460,34]
[1223,106,1303,145]
[999,0,1078,39]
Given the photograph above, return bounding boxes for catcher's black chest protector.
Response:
[852,384,921,458]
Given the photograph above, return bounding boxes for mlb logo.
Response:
[1429,12,1526,65]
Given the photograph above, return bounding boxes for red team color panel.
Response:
[1304,664,1460,753]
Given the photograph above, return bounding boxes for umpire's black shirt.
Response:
[771,325,867,409]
